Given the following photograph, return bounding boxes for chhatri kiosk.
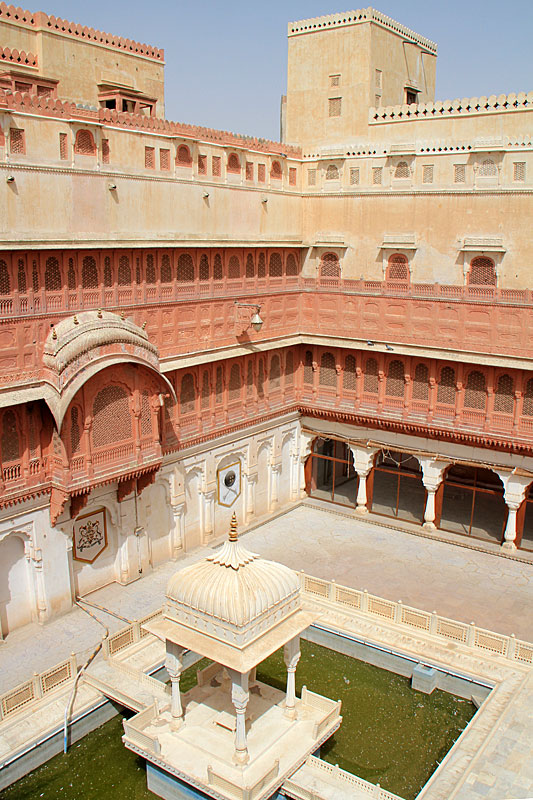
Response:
[122,515,342,800]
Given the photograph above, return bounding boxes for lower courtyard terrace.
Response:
[0,506,531,799]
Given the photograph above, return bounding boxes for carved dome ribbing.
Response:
[165,518,300,628]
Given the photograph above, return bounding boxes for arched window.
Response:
[326,164,339,180]
[215,366,223,403]
[0,259,10,295]
[227,153,240,173]
[257,359,265,398]
[70,406,81,455]
[213,253,223,281]
[364,358,379,393]
[17,259,26,293]
[228,255,240,279]
[177,253,194,282]
[118,255,131,286]
[103,257,112,288]
[523,378,533,416]
[74,129,96,156]
[394,161,410,179]
[44,257,62,291]
[320,253,341,278]
[285,351,294,385]
[198,254,209,281]
[479,158,497,177]
[92,386,131,448]
[270,160,282,179]
[386,360,405,396]
[180,373,195,414]
[258,253,266,278]
[228,364,241,401]
[201,370,210,409]
[82,256,98,289]
[246,360,254,396]
[268,253,282,277]
[32,260,39,292]
[161,254,172,283]
[145,254,156,284]
[386,254,409,282]
[468,257,496,286]
[177,145,192,166]
[140,390,152,437]
[437,366,456,404]
[412,363,429,400]
[286,253,298,276]
[494,374,514,414]
[343,354,356,390]
[1,410,20,462]
[269,355,281,390]
[245,253,255,278]
[303,350,313,385]
[319,352,336,386]
[464,370,487,410]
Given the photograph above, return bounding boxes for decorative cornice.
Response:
[299,405,533,456]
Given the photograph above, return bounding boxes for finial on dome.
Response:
[229,512,238,542]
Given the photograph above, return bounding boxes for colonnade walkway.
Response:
[1,503,531,696]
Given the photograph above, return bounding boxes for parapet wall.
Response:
[0,89,302,156]
[370,91,533,124]
[0,45,37,67]
[288,6,437,53]
[0,2,164,61]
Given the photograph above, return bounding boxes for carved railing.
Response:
[300,574,533,665]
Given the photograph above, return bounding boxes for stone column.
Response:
[201,489,216,543]
[348,445,378,515]
[244,472,257,523]
[165,642,185,729]
[170,502,185,559]
[227,669,250,764]
[419,458,448,531]
[298,432,315,498]
[270,463,281,510]
[284,636,301,720]
[496,472,532,551]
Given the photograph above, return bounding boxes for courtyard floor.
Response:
[1,503,532,695]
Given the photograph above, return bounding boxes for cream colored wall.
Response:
[39,33,165,113]
[0,20,37,54]
[302,189,531,287]
[0,117,302,245]
[370,25,436,107]
[285,19,436,148]
[286,23,372,147]
[0,19,165,114]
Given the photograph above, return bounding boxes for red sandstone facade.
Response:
[0,4,532,636]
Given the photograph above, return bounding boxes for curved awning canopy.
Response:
[41,310,176,430]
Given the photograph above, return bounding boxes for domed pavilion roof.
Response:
[144,515,317,673]
[166,515,299,628]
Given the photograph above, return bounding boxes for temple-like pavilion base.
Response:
[123,669,341,800]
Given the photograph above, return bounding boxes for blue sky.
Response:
[28,0,533,140]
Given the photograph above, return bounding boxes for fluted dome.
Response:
[165,515,300,638]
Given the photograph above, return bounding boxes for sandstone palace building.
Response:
[0,4,532,636]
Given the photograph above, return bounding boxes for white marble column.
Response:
[270,463,281,510]
[348,445,378,515]
[497,472,531,551]
[170,502,185,559]
[298,432,315,498]
[201,489,216,543]
[419,458,448,531]
[227,669,250,764]
[165,642,185,729]
[244,472,257,523]
[284,636,301,719]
